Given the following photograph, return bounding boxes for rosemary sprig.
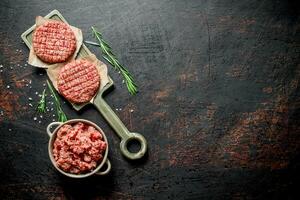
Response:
[37,88,46,113]
[47,80,68,122]
[91,26,138,95]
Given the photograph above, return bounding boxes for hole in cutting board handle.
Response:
[120,133,147,160]
[126,139,142,153]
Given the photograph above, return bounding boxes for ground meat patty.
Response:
[52,122,107,174]
[58,59,100,103]
[33,20,76,63]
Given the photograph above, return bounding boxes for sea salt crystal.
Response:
[0,64,3,68]
[28,103,33,107]
[9,129,12,131]
[122,80,125,84]
[130,109,134,113]
[7,85,10,89]
[33,117,37,121]
[39,73,43,76]
[28,97,33,101]
[38,121,41,124]
[35,92,38,95]
[43,83,46,86]
[0,70,3,73]
[25,63,28,66]
[52,119,55,122]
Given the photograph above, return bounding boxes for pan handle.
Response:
[93,95,147,160]
[46,122,63,137]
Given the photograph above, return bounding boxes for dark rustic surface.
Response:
[0,0,300,199]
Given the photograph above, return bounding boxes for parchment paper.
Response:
[28,16,83,69]
[46,54,109,98]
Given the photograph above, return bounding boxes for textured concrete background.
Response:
[0,0,299,199]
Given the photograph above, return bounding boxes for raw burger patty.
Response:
[33,20,76,63]
[58,59,100,103]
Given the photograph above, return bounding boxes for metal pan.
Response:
[21,10,147,160]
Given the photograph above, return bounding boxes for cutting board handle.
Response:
[93,90,147,160]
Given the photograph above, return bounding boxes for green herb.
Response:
[47,80,68,122]
[91,26,138,95]
[37,88,46,113]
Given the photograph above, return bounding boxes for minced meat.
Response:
[52,122,107,174]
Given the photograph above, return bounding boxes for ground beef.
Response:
[52,122,107,174]
[57,59,100,104]
[33,20,76,63]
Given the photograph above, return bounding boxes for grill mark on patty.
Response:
[33,21,76,63]
[58,60,100,103]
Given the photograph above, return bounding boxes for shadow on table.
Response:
[58,170,116,199]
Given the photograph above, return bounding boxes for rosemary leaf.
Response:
[37,88,46,113]
[47,80,68,122]
[91,26,138,95]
